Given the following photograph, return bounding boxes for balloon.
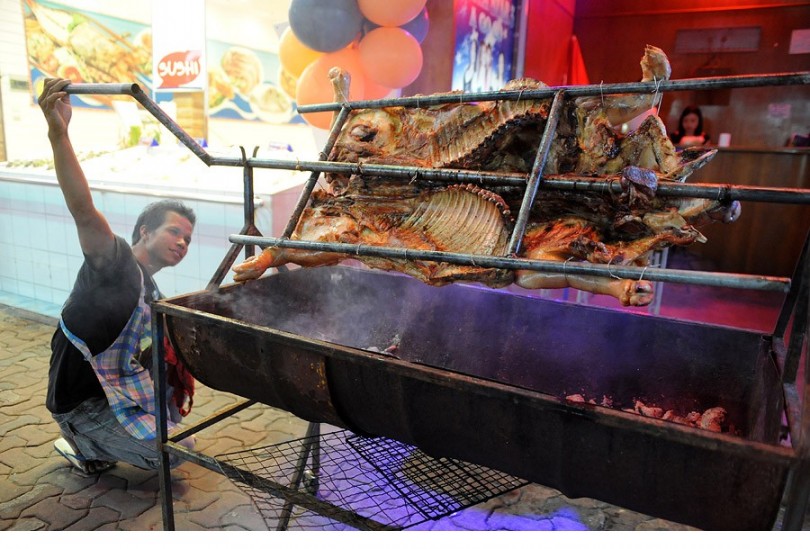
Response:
[278,27,322,78]
[401,8,429,43]
[296,47,366,129]
[361,7,429,44]
[362,76,392,100]
[359,27,423,89]
[358,0,426,27]
[288,0,363,52]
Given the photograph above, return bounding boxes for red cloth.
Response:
[164,336,195,417]
[567,35,590,86]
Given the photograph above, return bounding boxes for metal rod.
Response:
[167,399,257,442]
[775,230,810,341]
[508,90,566,255]
[228,234,790,292]
[151,310,175,531]
[64,83,212,165]
[278,422,321,530]
[242,146,257,259]
[281,105,352,238]
[61,83,810,205]
[201,157,810,204]
[297,72,810,113]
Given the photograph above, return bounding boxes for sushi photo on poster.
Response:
[22,0,153,109]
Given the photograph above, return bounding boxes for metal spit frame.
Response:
[63,70,810,530]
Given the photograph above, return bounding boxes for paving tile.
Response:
[0,478,31,505]
[0,446,45,473]
[113,504,164,531]
[65,505,121,531]
[38,468,99,496]
[0,482,62,520]
[92,488,156,520]
[184,488,254,529]
[218,503,267,530]
[19,495,87,530]
[7,517,48,531]
[8,460,62,487]
[0,415,43,437]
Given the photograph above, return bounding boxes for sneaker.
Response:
[53,437,116,477]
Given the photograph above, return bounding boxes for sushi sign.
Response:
[157,51,203,88]
[151,0,206,90]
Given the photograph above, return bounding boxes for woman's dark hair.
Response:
[132,199,196,244]
[677,105,704,137]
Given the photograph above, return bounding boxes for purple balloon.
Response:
[401,8,430,44]
[361,8,430,44]
[288,0,363,52]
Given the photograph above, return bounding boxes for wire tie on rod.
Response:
[652,75,662,114]
[639,264,649,282]
[600,81,605,107]
[607,257,622,280]
[563,255,574,284]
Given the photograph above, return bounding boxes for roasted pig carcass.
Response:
[233,184,514,286]
[234,46,740,306]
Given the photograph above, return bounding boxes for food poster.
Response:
[22,0,152,109]
[207,39,295,123]
[451,0,520,93]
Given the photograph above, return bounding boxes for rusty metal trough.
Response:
[159,265,795,530]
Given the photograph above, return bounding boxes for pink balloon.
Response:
[359,27,423,89]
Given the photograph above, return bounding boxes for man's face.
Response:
[141,211,194,269]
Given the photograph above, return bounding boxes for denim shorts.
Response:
[52,396,193,470]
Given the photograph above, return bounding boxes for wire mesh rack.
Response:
[215,428,529,531]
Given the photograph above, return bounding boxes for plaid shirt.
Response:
[59,271,172,440]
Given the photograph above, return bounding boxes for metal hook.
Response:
[600,81,605,107]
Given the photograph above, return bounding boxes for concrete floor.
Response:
[0,302,807,532]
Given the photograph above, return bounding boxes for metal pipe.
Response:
[228,234,790,292]
[508,90,566,255]
[64,83,212,165]
[200,157,810,204]
[61,83,810,205]
[297,72,810,113]
[281,105,352,238]
[151,310,175,531]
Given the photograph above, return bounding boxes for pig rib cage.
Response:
[63,70,810,531]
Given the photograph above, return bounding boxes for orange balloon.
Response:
[279,27,322,78]
[358,0,426,27]
[295,46,366,129]
[363,75,392,100]
[359,27,423,89]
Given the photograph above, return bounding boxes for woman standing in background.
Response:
[671,105,711,148]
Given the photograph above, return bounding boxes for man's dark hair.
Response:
[131,199,196,244]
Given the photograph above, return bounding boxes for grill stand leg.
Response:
[153,311,176,530]
[781,460,810,530]
[277,422,322,530]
